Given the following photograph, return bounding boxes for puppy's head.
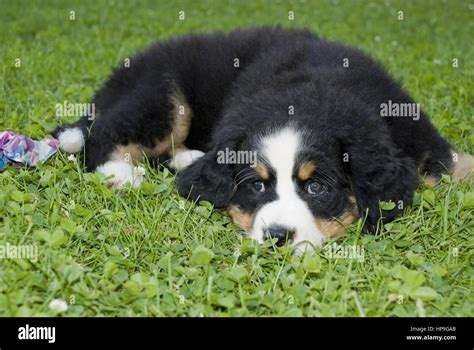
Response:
[177,125,358,252]
[227,126,358,251]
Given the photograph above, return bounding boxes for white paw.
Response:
[96,160,145,188]
[451,150,474,181]
[57,127,85,154]
[169,149,204,170]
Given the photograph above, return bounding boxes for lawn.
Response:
[0,0,472,317]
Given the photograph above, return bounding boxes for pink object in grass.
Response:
[0,130,59,170]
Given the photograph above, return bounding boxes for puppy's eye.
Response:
[306,181,325,195]
[252,180,266,193]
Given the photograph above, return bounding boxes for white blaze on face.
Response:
[249,127,324,250]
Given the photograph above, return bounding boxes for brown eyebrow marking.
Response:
[228,206,255,232]
[255,161,269,180]
[298,161,317,181]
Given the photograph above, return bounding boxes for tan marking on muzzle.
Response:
[228,206,255,232]
[316,196,358,238]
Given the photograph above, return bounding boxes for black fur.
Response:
[55,26,454,232]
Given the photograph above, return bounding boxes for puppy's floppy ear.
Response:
[176,144,235,208]
[341,136,418,232]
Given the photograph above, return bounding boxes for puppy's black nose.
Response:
[263,225,295,247]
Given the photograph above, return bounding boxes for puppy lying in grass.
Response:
[54,27,474,252]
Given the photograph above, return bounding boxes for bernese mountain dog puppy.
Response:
[55,27,473,252]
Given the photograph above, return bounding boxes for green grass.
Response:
[0,0,473,317]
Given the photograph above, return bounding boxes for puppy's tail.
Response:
[53,116,92,154]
